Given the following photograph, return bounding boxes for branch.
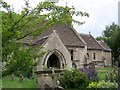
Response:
[9,11,29,32]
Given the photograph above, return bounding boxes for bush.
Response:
[87,80,118,88]
[59,69,89,88]
[105,69,118,82]
[87,82,97,88]
[97,80,118,88]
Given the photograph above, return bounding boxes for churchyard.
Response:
[1,66,118,89]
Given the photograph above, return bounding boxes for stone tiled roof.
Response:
[98,41,111,51]
[17,36,49,46]
[17,23,85,47]
[38,24,85,47]
[79,33,103,50]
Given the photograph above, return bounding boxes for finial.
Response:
[53,30,56,33]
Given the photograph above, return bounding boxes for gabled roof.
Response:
[16,35,49,46]
[98,41,111,51]
[79,33,103,50]
[17,23,85,47]
[39,24,85,47]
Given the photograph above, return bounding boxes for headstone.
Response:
[28,70,33,79]
[19,74,24,82]
[89,62,95,69]
[11,73,14,80]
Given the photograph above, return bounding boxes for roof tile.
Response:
[79,33,103,50]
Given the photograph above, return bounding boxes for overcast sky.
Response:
[3,0,119,37]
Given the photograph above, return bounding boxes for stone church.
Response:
[18,23,112,70]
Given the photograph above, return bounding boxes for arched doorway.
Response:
[47,54,60,69]
[43,49,66,69]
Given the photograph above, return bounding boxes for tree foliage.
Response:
[1,1,89,75]
[3,45,44,76]
[96,23,120,66]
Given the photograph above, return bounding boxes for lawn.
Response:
[2,76,37,88]
[97,72,105,81]
[96,67,115,81]
[1,67,115,88]
[96,67,114,71]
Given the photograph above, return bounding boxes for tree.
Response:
[96,23,120,66]
[111,27,120,66]
[1,1,89,76]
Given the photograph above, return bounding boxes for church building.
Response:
[17,23,112,71]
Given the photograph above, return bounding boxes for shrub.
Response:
[97,80,118,88]
[87,80,118,88]
[59,69,89,88]
[87,82,97,88]
[105,70,118,82]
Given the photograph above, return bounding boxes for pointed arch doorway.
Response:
[47,54,60,69]
[43,49,66,69]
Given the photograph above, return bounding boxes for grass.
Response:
[97,72,105,81]
[96,67,115,81]
[96,67,114,71]
[2,76,37,88]
[1,67,115,88]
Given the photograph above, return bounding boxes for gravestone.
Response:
[89,62,95,69]
[11,74,14,80]
[19,74,24,83]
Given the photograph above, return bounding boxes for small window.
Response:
[93,52,96,60]
[87,53,89,60]
[70,50,73,61]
